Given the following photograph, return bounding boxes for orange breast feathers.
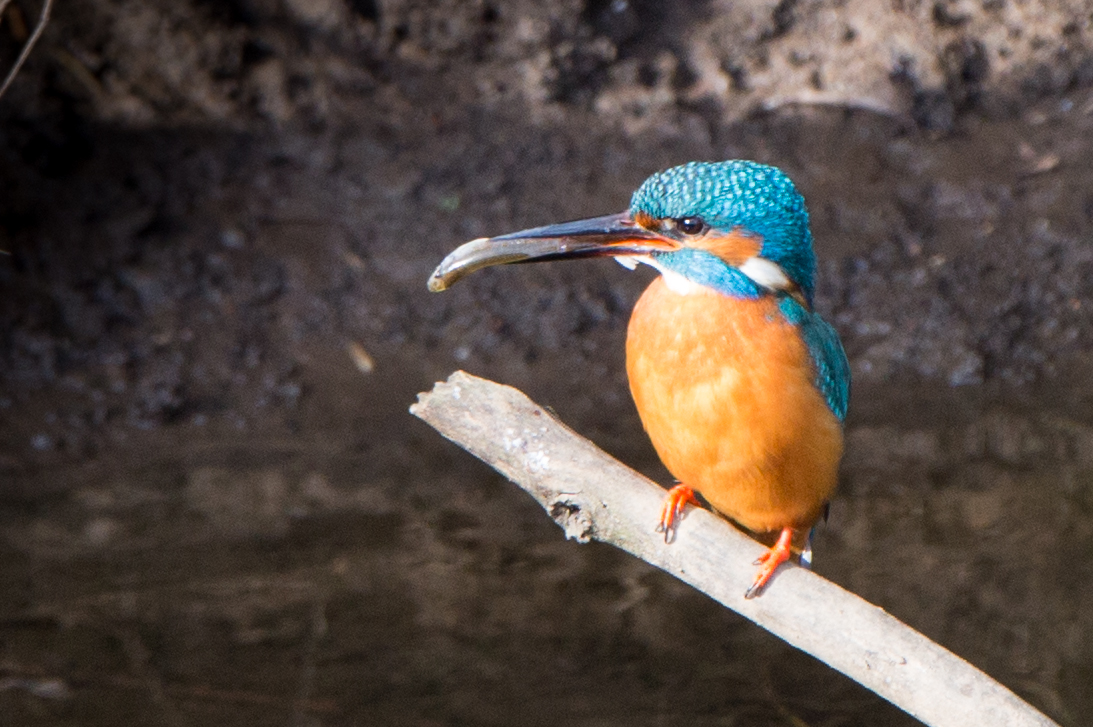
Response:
[625,277,844,534]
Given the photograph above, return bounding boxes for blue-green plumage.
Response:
[778,296,851,422]
[649,247,766,300]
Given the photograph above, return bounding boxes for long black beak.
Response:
[427,212,677,292]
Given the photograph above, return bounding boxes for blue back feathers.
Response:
[630,160,817,305]
[631,160,848,422]
[778,297,850,422]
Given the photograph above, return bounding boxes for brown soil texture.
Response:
[3,1,1093,725]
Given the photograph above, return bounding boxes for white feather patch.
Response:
[660,269,703,295]
[738,256,793,291]
[617,255,703,295]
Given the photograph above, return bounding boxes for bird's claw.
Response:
[744,527,795,599]
[656,484,698,543]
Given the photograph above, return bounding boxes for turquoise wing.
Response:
[778,297,850,422]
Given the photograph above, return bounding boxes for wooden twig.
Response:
[0,0,53,101]
[410,371,1058,727]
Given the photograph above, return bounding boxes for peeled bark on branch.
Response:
[410,371,1058,727]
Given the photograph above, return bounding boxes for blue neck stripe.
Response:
[652,249,763,299]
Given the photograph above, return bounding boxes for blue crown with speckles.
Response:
[630,160,816,303]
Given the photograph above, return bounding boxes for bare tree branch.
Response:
[410,370,1059,727]
[0,0,53,101]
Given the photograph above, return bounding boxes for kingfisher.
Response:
[428,160,850,598]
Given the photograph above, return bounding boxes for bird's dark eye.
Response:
[676,216,706,236]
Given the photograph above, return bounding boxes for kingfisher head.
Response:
[429,160,816,307]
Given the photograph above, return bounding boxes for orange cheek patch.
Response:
[632,210,657,229]
[693,229,762,266]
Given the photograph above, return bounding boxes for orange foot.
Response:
[745,527,795,599]
[655,484,699,542]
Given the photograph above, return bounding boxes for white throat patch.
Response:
[614,255,703,295]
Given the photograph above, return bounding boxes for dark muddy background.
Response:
[2,1,1093,725]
